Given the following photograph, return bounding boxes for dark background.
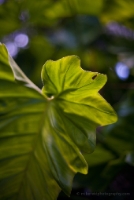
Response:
[0,0,134,199]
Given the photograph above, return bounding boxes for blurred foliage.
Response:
[74,90,134,189]
[0,0,134,199]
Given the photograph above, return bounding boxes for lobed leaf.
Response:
[0,44,117,200]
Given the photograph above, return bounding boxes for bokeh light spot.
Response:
[0,0,5,5]
[5,42,18,57]
[14,33,29,48]
[115,62,130,80]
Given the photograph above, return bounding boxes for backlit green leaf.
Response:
[0,43,117,200]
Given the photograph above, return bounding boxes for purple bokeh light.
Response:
[106,22,134,40]
[115,62,130,80]
[0,0,5,5]
[14,33,29,48]
[5,42,18,57]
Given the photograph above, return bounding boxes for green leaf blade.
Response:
[42,55,118,154]
[0,44,117,200]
